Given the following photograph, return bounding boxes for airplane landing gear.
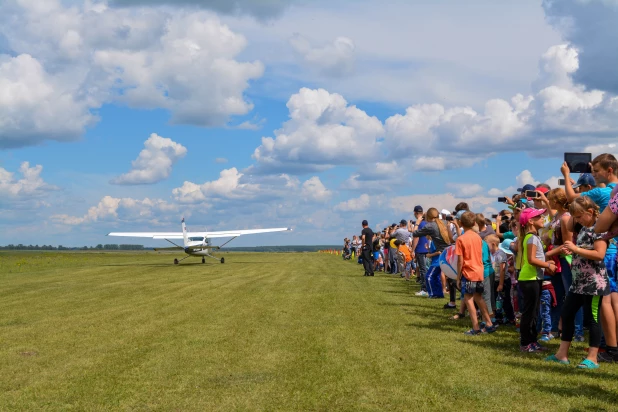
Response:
[202,258,206,264]
[174,259,179,265]
[220,257,225,264]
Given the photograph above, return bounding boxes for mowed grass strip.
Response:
[1,251,617,411]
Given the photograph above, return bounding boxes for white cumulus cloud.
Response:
[173,167,260,203]
[0,54,95,148]
[111,133,187,185]
[334,194,371,212]
[0,162,59,203]
[301,176,332,202]
[446,183,484,198]
[251,88,384,173]
[290,34,355,77]
[51,195,177,225]
[0,1,264,148]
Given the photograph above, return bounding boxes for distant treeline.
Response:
[0,244,145,251]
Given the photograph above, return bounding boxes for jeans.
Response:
[426,265,444,298]
[561,259,584,336]
[416,253,428,291]
[389,247,398,274]
[562,293,603,347]
[539,288,552,335]
[520,280,541,347]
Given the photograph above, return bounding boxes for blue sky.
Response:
[1,0,617,247]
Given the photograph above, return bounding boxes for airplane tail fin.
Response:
[181,218,189,247]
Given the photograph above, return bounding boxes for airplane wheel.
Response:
[220,257,225,264]
[174,259,179,265]
[202,258,206,264]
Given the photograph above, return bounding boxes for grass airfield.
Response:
[1,251,618,411]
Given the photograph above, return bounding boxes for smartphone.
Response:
[492,214,499,219]
[445,215,453,221]
[565,152,592,173]
[525,190,540,199]
[558,178,566,186]
[498,197,507,203]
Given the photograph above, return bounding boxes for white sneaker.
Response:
[415,290,428,297]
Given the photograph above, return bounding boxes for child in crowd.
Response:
[481,236,496,321]
[456,211,496,335]
[396,239,413,280]
[499,239,516,324]
[518,208,557,352]
[546,197,611,368]
[486,235,506,317]
[426,236,443,298]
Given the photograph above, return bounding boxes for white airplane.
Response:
[108,218,291,264]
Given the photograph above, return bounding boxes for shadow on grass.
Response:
[535,383,618,405]
[501,359,618,380]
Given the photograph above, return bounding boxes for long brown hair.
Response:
[426,208,453,244]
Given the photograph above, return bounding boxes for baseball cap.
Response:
[362,220,368,226]
[455,210,466,220]
[536,187,549,194]
[519,208,546,226]
[517,184,536,193]
[499,239,514,255]
[441,209,451,216]
[400,219,407,226]
[573,173,596,189]
[414,205,423,213]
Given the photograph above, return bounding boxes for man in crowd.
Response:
[411,206,429,289]
[361,220,374,277]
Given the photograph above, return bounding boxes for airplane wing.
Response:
[108,228,291,239]
[107,232,184,239]
[200,228,292,238]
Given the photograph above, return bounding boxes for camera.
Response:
[558,179,566,186]
[498,197,507,203]
[525,190,540,199]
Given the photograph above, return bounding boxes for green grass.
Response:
[1,251,617,411]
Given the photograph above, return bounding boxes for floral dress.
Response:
[570,226,610,296]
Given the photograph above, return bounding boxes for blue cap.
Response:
[517,184,536,193]
[414,205,423,213]
[455,210,466,219]
[573,173,596,189]
[499,239,514,255]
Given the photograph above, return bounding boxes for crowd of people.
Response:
[342,153,618,369]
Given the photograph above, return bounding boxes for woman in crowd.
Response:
[543,188,581,341]
[411,208,453,297]
[546,197,610,368]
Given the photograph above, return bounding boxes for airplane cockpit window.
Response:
[188,237,204,242]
